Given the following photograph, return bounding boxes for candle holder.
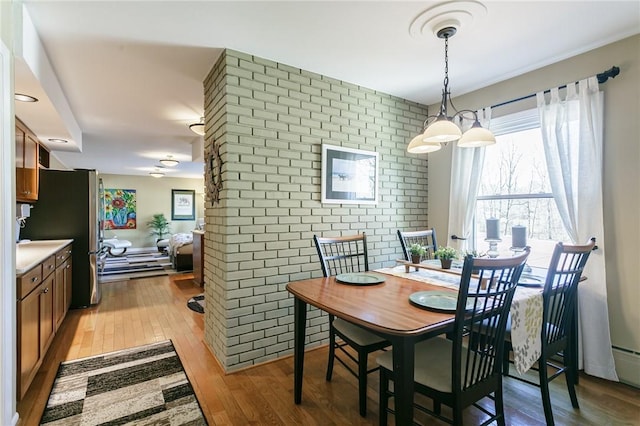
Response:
[510,246,526,255]
[485,239,501,258]
[510,246,532,272]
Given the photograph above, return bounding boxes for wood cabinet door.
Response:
[23,134,39,202]
[15,124,26,198]
[15,120,39,202]
[39,273,55,356]
[17,286,40,400]
[54,265,66,329]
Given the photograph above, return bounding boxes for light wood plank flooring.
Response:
[17,273,640,425]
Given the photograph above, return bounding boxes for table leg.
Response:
[294,297,307,404]
[392,337,414,424]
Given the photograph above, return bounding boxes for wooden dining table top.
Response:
[286,273,456,338]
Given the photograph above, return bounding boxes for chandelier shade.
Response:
[407,133,442,154]
[457,120,496,147]
[422,116,462,143]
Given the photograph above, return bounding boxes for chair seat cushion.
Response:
[333,318,386,347]
[377,336,459,393]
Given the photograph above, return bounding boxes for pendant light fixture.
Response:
[149,166,165,178]
[408,26,495,154]
[159,155,179,167]
[188,117,205,136]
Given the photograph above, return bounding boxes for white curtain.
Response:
[447,108,491,251]
[537,77,618,381]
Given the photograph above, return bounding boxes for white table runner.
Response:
[377,265,543,374]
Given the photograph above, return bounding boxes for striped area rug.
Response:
[40,340,207,425]
[99,249,173,282]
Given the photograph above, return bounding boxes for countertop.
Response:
[16,239,73,275]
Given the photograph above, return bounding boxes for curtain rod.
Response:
[491,66,620,110]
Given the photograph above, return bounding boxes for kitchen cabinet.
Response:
[16,242,73,400]
[54,245,73,329]
[17,255,55,400]
[15,118,39,202]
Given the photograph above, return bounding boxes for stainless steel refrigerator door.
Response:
[88,171,101,304]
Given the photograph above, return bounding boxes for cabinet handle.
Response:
[42,287,49,294]
[48,265,54,270]
[31,277,39,283]
[66,265,71,269]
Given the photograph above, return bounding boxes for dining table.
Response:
[286,261,550,423]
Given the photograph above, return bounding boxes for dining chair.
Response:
[313,233,390,417]
[503,238,595,426]
[377,249,530,426]
[397,228,438,261]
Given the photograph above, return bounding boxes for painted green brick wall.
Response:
[203,49,429,371]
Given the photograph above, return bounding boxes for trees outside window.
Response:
[474,111,570,267]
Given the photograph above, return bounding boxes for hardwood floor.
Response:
[17,274,640,425]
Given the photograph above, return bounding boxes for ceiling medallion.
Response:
[205,142,223,204]
[409,0,487,39]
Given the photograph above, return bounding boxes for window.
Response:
[474,109,570,267]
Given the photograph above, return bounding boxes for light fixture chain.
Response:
[443,35,449,89]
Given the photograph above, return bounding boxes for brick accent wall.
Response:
[203,49,429,371]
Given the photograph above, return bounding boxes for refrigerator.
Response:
[22,169,104,308]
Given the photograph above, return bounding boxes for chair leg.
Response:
[564,347,580,409]
[495,383,506,426]
[379,368,389,426]
[452,406,463,426]
[326,323,336,382]
[358,350,368,417]
[503,342,511,376]
[538,360,555,426]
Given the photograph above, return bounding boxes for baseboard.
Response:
[612,346,640,388]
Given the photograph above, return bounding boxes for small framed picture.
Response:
[171,189,195,220]
[321,144,378,204]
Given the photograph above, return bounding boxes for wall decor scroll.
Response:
[205,141,223,204]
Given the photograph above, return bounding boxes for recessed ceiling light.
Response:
[48,138,68,144]
[15,93,39,103]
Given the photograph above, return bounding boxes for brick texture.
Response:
[203,49,429,371]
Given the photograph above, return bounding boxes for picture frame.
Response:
[321,144,378,204]
[171,189,195,220]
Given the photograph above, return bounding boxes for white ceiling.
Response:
[14,1,640,179]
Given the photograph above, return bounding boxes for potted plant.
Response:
[409,243,427,264]
[147,213,171,249]
[434,246,458,269]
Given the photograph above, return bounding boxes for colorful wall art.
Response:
[104,188,137,229]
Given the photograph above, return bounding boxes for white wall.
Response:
[428,35,639,384]
[100,174,204,248]
[0,1,18,423]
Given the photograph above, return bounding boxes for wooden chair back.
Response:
[542,238,595,351]
[313,233,369,277]
[453,249,529,394]
[397,229,438,261]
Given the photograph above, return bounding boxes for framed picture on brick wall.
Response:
[321,144,378,204]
